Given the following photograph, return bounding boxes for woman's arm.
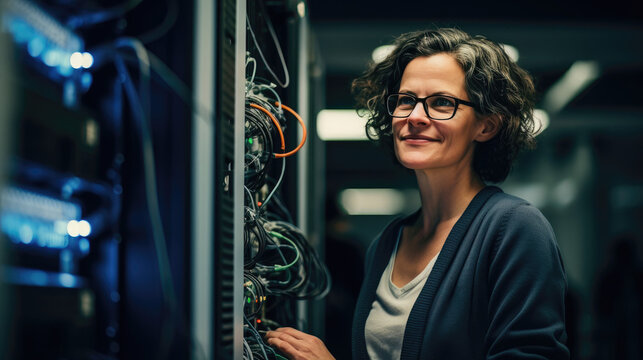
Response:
[486,204,569,359]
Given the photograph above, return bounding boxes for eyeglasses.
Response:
[386,93,476,120]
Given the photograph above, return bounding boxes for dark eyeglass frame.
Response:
[386,92,476,120]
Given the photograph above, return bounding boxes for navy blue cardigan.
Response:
[352,186,569,359]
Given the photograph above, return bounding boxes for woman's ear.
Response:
[475,114,501,142]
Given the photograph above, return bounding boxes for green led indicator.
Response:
[248,138,253,145]
[247,297,251,304]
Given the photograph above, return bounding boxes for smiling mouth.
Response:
[401,135,440,142]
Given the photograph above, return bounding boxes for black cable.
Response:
[244,271,266,320]
[245,10,289,88]
[114,39,176,360]
[263,221,332,300]
[245,105,274,191]
[66,0,143,29]
[88,42,213,129]
[258,157,285,212]
[261,185,294,224]
[137,0,179,44]
[244,314,278,360]
[244,207,269,269]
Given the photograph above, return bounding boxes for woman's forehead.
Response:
[399,54,466,95]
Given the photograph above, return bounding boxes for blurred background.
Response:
[0,0,641,359]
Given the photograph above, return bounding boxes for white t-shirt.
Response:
[365,228,439,360]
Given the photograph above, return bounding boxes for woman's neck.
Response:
[413,167,485,235]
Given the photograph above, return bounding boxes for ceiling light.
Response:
[533,109,550,136]
[500,43,519,63]
[371,45,394,63]
[316,109,368,141]
[543,60,601,114]
[339,188,406,215]
[297,2,306,18]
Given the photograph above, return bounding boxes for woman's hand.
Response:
[264,327,335,360]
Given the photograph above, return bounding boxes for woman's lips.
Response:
[400,135,440,143]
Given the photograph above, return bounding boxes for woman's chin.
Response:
[397,159,431,171]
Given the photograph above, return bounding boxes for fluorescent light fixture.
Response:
[552,178,577,207]
[533,109,550,136]
[316,109,368,141]
[543,60,601,114]
[297,1,306,18]
[340,188,406,215]
[503,183,548,209]
[372,45,394,63]
[500,43,519,63]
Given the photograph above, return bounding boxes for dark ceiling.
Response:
[308,0,643,23]
[307,0,643,117]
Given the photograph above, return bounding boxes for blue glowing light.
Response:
[5,267,87,288]
[2,0,93,89]
[27,36,45,57]
[42,49,59,67]
[58,61,72,77]
[0,187,93,253]
[28,270,48,286]
[18,224,33,244]
[79,237,90,255]
[59,273,76,288]
[8,19,32,44]
[63,80,77,107]
[81,72,93,90]
[2,213,71,249]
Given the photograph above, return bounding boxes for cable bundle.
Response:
[261,221,331,300]
[242,3,330,359]
[244,104,274,192]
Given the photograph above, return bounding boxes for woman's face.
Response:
[392,53,487,176]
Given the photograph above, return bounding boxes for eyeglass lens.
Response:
[387,94,457,119]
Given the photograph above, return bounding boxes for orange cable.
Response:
[274,102,307,158]
[249,103,285,152]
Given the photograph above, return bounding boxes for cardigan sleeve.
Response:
[486,203,570,360]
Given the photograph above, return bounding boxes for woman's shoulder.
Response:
[483,186,558,251]
[484,186,548,223]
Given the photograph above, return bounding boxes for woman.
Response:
[265,28,569,359]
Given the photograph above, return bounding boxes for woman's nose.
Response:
[407,102,430,127]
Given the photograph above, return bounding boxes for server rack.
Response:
[191,0,245,358]
[0,0,322,359]
[241,1,329,358]
[0,0,197,358]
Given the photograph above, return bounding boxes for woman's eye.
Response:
[398,96,416,107]
[430,96,455,108]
